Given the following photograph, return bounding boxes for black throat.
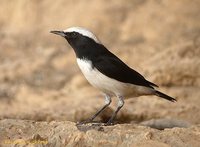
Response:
[65,35,112,61]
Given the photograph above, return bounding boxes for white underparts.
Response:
[77,58,154,98]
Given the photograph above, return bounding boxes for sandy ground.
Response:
[0,0,200,146]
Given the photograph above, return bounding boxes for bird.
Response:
[50,27,176,125]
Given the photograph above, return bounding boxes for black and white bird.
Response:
[50,27,176,125]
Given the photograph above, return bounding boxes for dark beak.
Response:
[50,30,66,37]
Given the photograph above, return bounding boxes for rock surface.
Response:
[0,119,200,147]
[0,0,200,146]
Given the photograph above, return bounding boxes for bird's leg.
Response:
[89,94,112,121]
[106,96,124,125]
[78,95,111,124]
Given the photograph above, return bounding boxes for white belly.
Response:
[77,58,153,98]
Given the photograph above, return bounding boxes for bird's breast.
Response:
[77,58,119,95]
[76,58,102,88]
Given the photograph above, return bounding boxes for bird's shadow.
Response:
[76,122,106,132]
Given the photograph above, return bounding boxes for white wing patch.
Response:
[64,27,101,44]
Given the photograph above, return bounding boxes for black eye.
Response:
[71,32,77,37]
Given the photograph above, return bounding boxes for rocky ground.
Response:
[0,0,200,146]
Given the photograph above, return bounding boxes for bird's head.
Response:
[50,27,108,59]
[50,27,101,48]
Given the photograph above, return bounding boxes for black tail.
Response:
[155,90,177,102]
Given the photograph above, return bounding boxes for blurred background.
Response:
[0,0,200,125]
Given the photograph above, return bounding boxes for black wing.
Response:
[93,54,158,89]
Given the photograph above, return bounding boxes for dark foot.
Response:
[104,119,115,126]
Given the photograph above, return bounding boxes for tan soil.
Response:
[0,0,200,146]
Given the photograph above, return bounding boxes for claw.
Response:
[104,120,115,126]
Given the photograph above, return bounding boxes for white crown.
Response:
[64,27,100,43]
